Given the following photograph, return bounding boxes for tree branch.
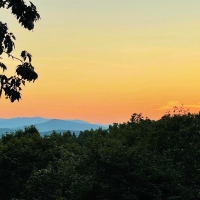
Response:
[3,50,23,63]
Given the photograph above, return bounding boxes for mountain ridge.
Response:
[0,117,108,136]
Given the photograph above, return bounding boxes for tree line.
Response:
[0,112,200,199]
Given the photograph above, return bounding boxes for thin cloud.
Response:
[157,101,181,110]
[157,101,200,111]
[184,104,200,109]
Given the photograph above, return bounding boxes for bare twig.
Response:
[3,51,23,63]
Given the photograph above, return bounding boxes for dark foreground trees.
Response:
[0,0,40,102]
[1,112,200,199]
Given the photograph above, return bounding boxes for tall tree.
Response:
[0,0,40,102]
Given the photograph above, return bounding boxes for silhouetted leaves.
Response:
[21,50,32,62]
[16,63,38,82]
[0,0,40,102]
[0,75,23,102]
[0,0,40,30]
[0,62,6,72]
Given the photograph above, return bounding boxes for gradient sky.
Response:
[1,0,200,123]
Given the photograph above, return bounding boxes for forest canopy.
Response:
[0,111,200,199]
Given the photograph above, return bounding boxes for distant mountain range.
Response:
[0,117,108,136]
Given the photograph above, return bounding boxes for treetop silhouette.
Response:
[0,0,40,102]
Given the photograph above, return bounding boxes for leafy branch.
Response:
[0,0,40,102]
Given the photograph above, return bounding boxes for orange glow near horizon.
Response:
[0,1,200,124]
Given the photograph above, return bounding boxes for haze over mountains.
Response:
[0,117,108,136]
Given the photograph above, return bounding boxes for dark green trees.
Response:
[0,0,40,102]
[1,112,200,199]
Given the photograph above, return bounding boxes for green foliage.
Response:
[1,112,200,199]
[0,0,40,102]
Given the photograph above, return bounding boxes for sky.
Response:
[1,0,200,124]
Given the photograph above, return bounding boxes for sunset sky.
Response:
[1,0,200,124]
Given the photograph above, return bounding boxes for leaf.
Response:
[22,80,25,85]
[12,35,16,40]
[30,1,36,8]
[0,83,2,98]
[7,41,13,53]
[27,53,32,62]
[0,62,7,72]
[21,50,27,61]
